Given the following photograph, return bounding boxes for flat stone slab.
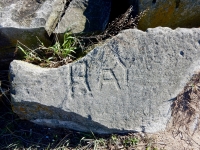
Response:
[10,27,200,134]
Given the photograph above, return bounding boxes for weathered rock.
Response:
[128,0,200,30]
[9,27,200,134]
[0,0,58,70]
[0,0,111,34]
[45,0,66,35]
[0,0,54,28]
[0,27,51,70]
[55,0,111,33]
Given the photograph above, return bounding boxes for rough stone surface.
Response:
[0,27,51,70]
[128,0,200,30]
[0,0,54,28]
[0,0,111,34]
[10,27,200,134]
[45,0,66,35]
[55,0,111,33]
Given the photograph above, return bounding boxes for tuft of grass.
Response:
[16,30,79,68]
[49,31,77,58]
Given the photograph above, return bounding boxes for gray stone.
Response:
[0,0,54,28]
[0,0,111,34]
[10,27,200,134]
[128,0,200,30]
[55,0,111,33]
[45,0,66,35]
[0,27,51,70]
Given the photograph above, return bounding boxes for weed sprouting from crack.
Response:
[16,30,79,68]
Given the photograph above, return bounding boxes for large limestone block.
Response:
[55,0,111,33]
[129,0,200,30]
[10,27,200,134]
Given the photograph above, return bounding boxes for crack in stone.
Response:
[45,0,72,36]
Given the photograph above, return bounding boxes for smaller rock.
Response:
[55,0,111,33]
[45,0,66,36]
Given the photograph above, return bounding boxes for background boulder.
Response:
[0,0,111,34]
[10,27,200,134]
[54,0,111,33]
[128,0,200,30]
[0,0,53,28]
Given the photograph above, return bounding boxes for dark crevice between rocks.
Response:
[109,0,130,23]
[0,31,18,70]
[60,0,73,19]
[109,0,138,24]
[82,0,112,33]
[152,0,156,4]
[80,0,140,39]
[35,0,45,4]
[50,0,73,43]
[45,0,73,36]
[175,0,180,9]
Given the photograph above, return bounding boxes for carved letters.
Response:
[99,55,127,90]
[69,55,128,97]
[99,69,121,90]
[69,62,91,98]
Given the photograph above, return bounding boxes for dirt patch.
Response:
[171,72,200,133]
[156,71,200,150]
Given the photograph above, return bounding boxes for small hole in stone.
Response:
[152,0,156,4]
[180,51,184,56]
[198,40,200,45]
